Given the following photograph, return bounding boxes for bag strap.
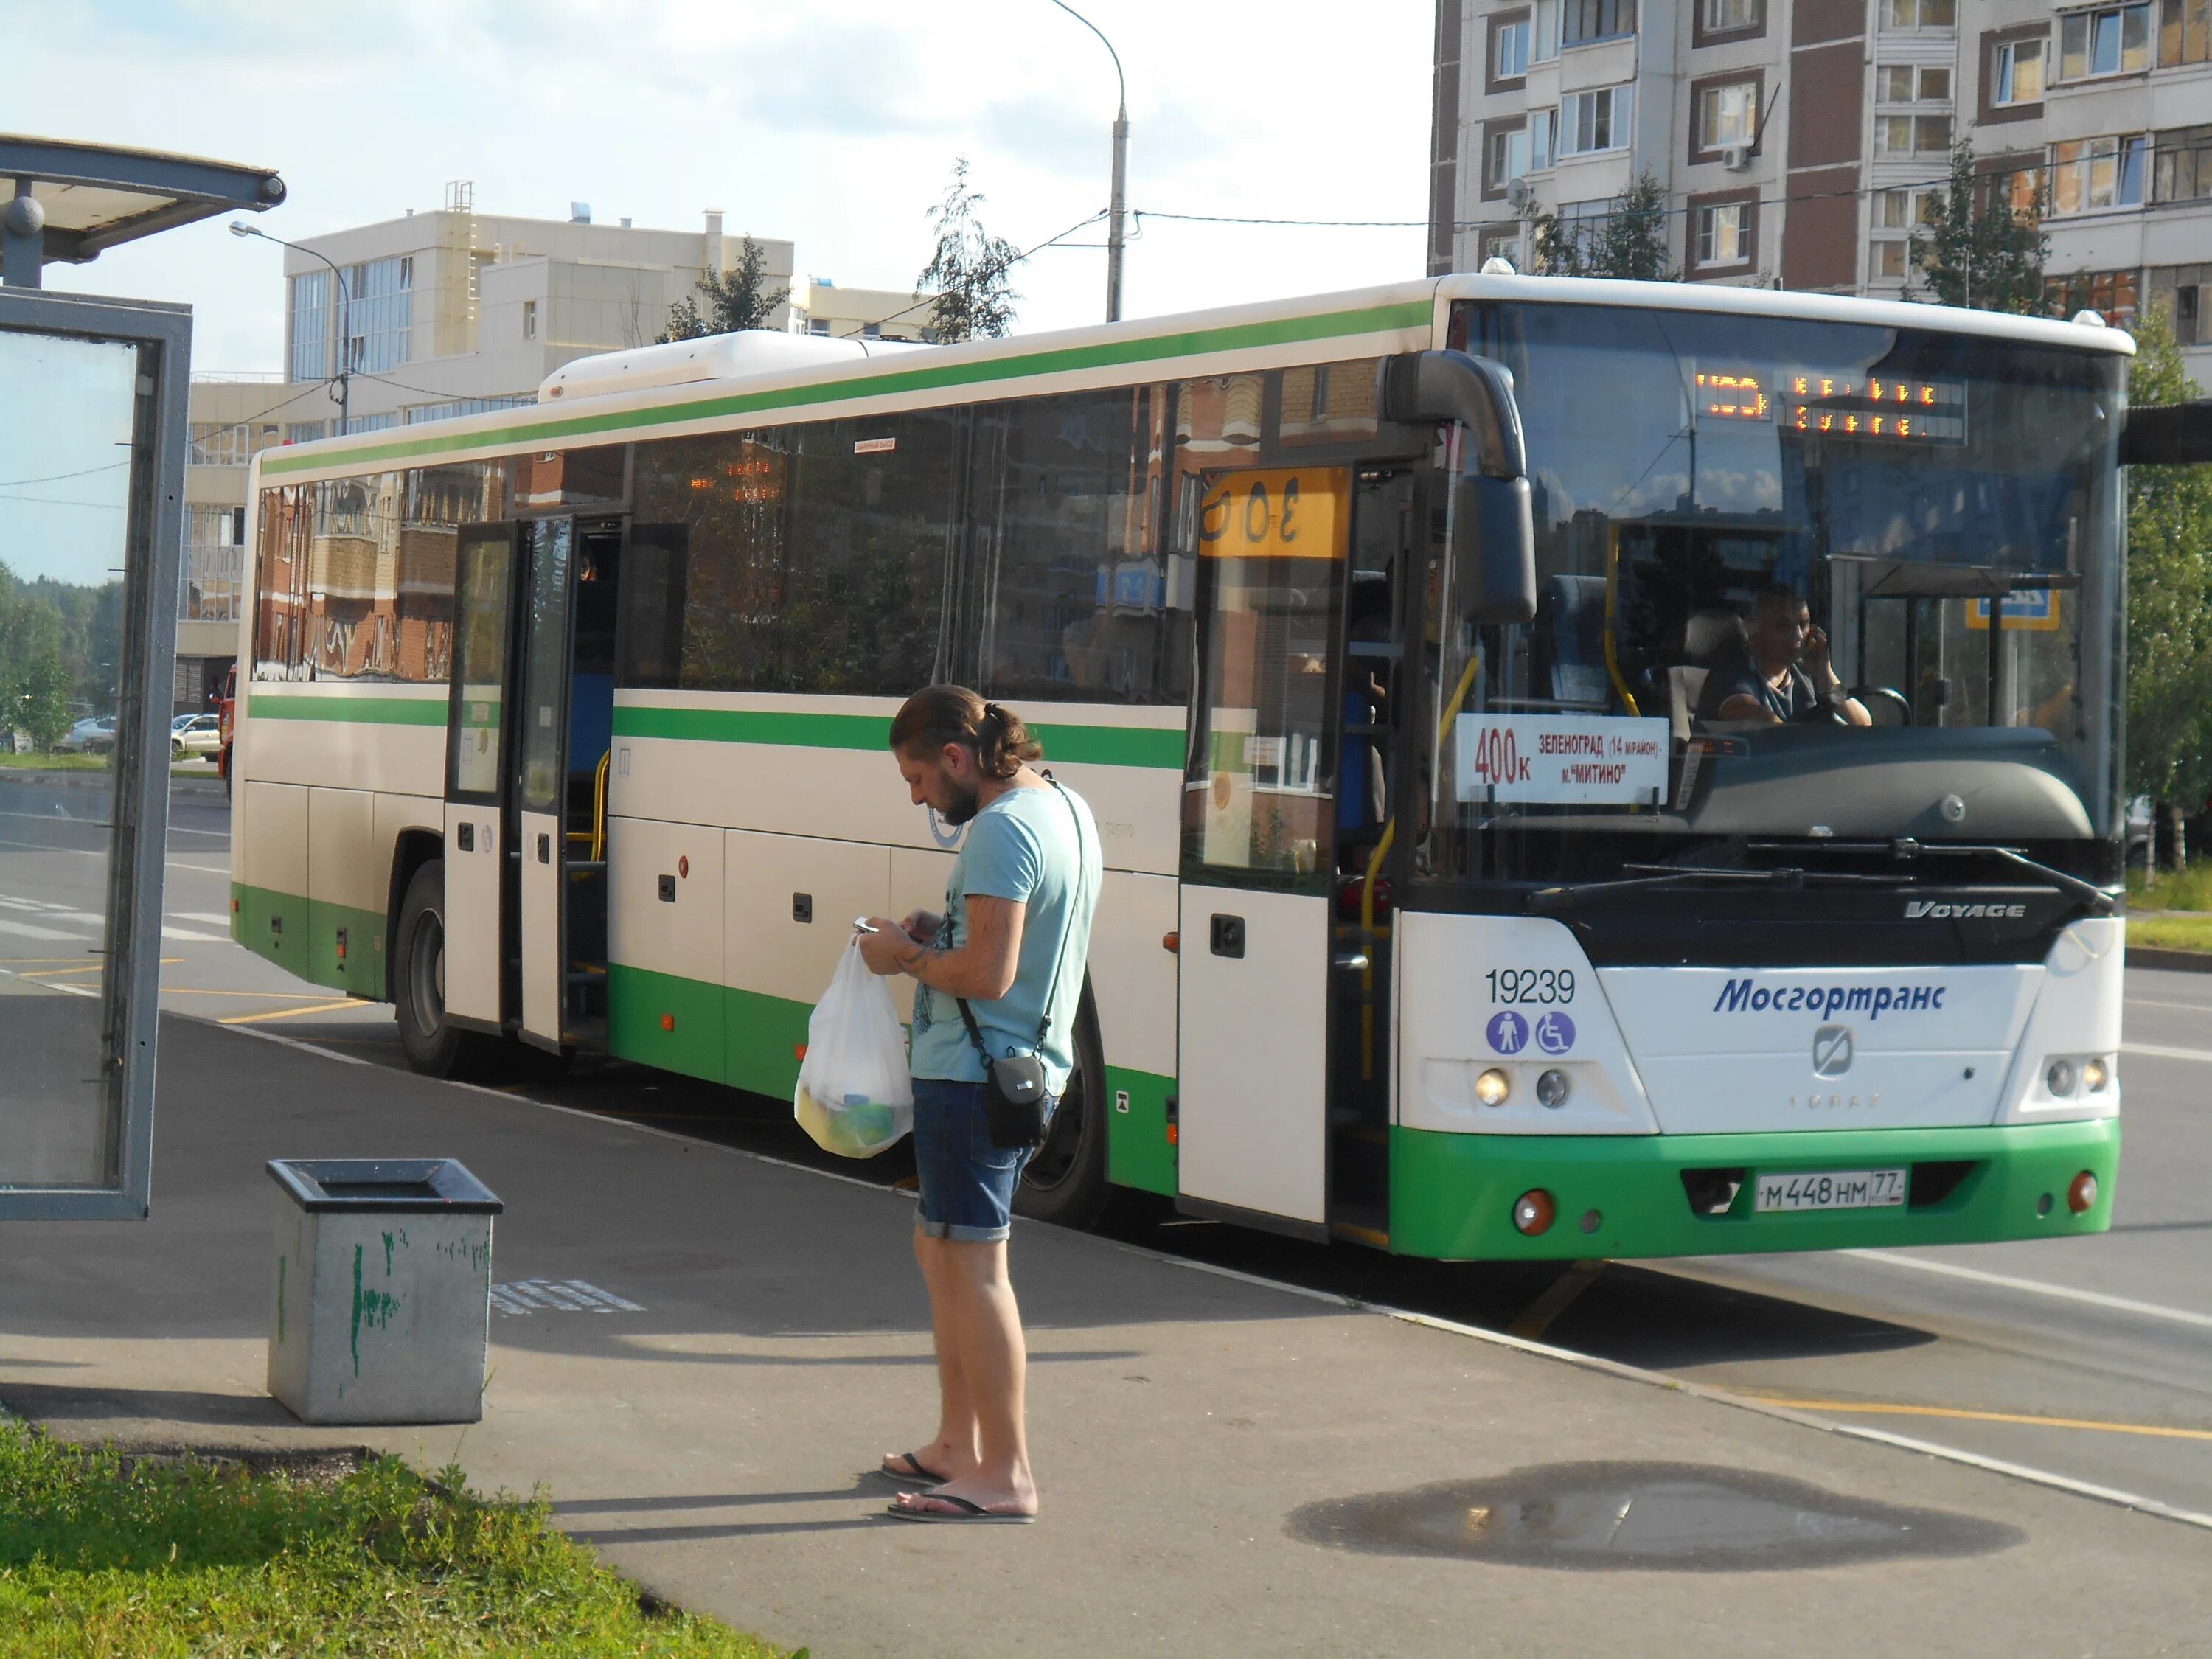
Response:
[955,776,1088,1062]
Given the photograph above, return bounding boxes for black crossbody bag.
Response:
[956,780,1088,1150]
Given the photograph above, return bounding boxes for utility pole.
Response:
[231,221,350,433]
[1049,0,1128,323]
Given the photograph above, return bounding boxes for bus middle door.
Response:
[1175,465,1350,1234]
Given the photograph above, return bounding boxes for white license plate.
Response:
[1753,1168,1908,1213]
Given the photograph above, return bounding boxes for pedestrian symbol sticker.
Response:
[1486,1010,1529,1055]
[1534,1011,1576,1056]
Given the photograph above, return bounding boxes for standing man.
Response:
[857,686,1101,1524]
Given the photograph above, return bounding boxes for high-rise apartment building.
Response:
[1427,0,2212,375]
[175,188,794,705]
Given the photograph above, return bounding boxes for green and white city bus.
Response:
[232,274,2159,1259]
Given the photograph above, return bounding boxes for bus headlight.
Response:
[2045,1059,2076,1097]
[1475,1068,1511,1107]
[2083,1057,2110,1093]
[1535,1068,1571,1108]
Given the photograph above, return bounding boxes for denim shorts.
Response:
[911,1077,1055,1243]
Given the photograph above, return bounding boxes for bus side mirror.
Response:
[2122,401,2212,466]
[1378,349,1527,479]
[1455,473,1537,625]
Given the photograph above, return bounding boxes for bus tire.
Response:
[394,860,497,1079]
[1013,985,1113,1231]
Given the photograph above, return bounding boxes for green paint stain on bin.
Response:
[349,1245,400,1378]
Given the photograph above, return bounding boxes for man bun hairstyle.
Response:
[888,685,1043,781]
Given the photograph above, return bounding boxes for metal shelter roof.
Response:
[0,134,285,288]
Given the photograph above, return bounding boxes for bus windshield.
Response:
[1423,299,2126,890]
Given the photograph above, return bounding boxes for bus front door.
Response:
[443,524,521,1032]
[1175,465,1352,1234]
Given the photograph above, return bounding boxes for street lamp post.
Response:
[230,221,349,434]
[1048,0,1127,324]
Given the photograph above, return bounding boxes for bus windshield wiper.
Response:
[1524,866,1859,914]
[1748,837,2121,915]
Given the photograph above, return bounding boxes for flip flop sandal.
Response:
[878,1451,949,1486]
[886,1494,1035,1524]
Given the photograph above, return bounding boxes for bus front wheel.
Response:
[1014,986,1112,1231]
[394,861,498,1079]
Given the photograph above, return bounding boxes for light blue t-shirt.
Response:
[909,780,1102,1096]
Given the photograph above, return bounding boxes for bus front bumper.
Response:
[1387,1119,2118,1261]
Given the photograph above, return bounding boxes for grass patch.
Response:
[2132,914,2212,954]
[0,753,110,772]
[2129,860,2212,914]
[0,1421,787,1658]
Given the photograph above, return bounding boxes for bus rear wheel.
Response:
[394,861,498,1079]
[1014,987,1112,1231]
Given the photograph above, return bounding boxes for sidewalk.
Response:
[3,1014,2207,1657]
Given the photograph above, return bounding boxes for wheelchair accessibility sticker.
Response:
[1533,1010,1576,1055]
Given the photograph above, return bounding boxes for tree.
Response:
[0,562,74,751]
[659,236,790,342]
[1907,142,2048,313]
[2122,303,2212,868]
[1531,173,1674,281]
[916,157,1020,343]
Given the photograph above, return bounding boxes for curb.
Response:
[2129,946,2212,974]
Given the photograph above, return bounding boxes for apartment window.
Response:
[2158,0,2211,63]
[2050,135,2149,212]
[338,412,399,437]
[2058,2,2152,76]
[1496,16,1531,78]
[1695,202,1748,266]
[1875,186,1944,229]
[2151,265,2209,342]
[1877,63,1952,100]
[285,422,325,445]
[1560,86,1632,155]
[2154,125,2212,201]
[1875,114,1955,155]
[1554,199,1613,261]
[1696,80,1759,151]
[521,298,538,341]
[2046,268,2139,325]
[1531,0,1562,60]
[1881,0,1956,29]
[1479,225,1527,270]
[287,270,329,383]
[1992,37,2045,102]
[1489,124,1536,191]
[1871,240,1913,279]
[807,316,830,335]
[1531,108,1558,169]
[1702,0,1759,33]
[1563,0,1635,46]
[187,422,250,467]
[344,255,413,375]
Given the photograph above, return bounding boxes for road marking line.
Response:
[0,957,101,966]
[1736,1396,2212,1442]
[17,964,103,979]
[2123,1041,2212,1065]
[1506,1258,1607,1340]
[0,919,90,942]
[205,1017,369,1065]
[170,911,232,926]
[218,998,363,1025]
[158,987,339,1000]
[160,925,226,942]
[1844,1249,2212,1331]
[2123,997,2212,1014]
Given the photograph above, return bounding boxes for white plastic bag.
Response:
[793,936,914,1158]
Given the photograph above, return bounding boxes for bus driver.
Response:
[1709,584,1872,727]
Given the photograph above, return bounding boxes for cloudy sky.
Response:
[10,0,1434,372]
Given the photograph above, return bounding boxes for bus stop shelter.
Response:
[0,136,282,1219]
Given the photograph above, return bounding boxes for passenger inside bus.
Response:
[1697,584,1871,728]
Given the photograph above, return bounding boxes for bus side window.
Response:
[616,526,689,690]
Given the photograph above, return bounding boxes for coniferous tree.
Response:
[1531,173,1675,280]
[659,237,790,341]
[917,157,1020,343]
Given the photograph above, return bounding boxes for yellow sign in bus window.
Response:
[1197,466,1349,560]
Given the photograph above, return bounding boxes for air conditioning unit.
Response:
[1721,144,1752,172]
[1506,176,1537,213]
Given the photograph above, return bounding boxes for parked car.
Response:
[171,713,222,757]
[57,715,116,754]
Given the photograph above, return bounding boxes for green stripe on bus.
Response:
[260,297,1434,478]
[249,695,448,727]
[611,705,1183,768]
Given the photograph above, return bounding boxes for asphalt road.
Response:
[5,769,2208,1528]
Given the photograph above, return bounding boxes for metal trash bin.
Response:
[266,1158,504,1425]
